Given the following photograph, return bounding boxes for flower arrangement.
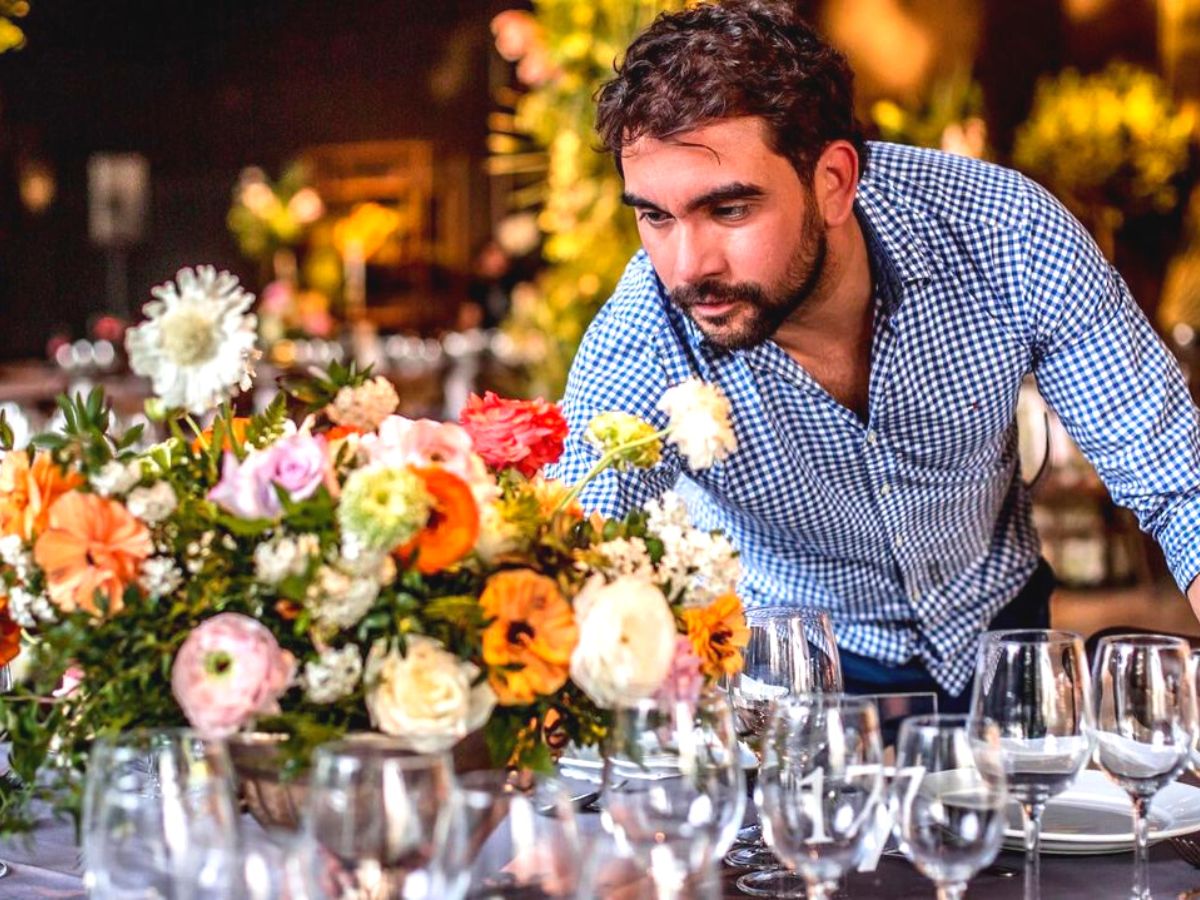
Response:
[0,266,746,828]
[1012,62,1195,240]
[871,73,989,160]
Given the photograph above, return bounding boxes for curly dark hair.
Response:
[595,0,868,180]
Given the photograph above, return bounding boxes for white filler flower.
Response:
[126,266,260,415]
[658,378,737,470]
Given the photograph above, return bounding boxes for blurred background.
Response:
[2,0,1200,622]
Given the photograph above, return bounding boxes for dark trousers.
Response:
[840,559,1056,714]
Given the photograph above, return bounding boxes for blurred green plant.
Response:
[226,162,325,269]
[1013,62,1195,251]
[871,72,989,159]
[488,1,690,399]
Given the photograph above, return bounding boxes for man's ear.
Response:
[813,140,860,228]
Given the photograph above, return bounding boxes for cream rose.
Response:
[569,575,678,708]
[364,636,496,752]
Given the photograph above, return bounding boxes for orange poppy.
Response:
[191,417,251,453]
[33,492,153,617]
[480,569,578,705]
[396,466,479,574]
[0,596,20,666]
[0,451,85,541]
[325,424,367,443]
[681,592,750,679]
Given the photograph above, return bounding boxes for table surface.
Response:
[5,808,1200,899]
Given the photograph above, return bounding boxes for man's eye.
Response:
[714,204,750,221]
[638,210,671,226]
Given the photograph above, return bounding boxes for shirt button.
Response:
[893,534,905,548]
[879,483,892,498]
[866,430,878,446]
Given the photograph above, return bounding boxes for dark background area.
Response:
[0,0,510,360]
[0,0,1165,362]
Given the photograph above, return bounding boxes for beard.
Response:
[670,203,829,350]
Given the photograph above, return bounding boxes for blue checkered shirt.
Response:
[545,142,1200,695]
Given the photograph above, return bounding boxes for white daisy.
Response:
[125,266,260,415]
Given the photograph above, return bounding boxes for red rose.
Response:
[459,392,568,477]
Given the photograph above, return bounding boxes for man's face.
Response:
[621,117,828,349]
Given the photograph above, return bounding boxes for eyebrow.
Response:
[621,181,766,216]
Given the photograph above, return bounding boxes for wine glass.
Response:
[601,689,745,899]
[82,728,239,899]
[725,606,841,894]
[740,694,885,899]
[457,770,583,898]
[299,738,464,900]
[1092,634,1197,900]
[0,664,10,880]
[969,629,1093,900]
[893,714,1009,900]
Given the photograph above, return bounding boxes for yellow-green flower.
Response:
[338,464,431,552]
[584,411,662,469]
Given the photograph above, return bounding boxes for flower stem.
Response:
[553,429,670,516]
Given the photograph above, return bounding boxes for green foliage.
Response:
[493,0,689,397]
[281,359,373,412]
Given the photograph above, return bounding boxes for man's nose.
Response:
[673,225,724,285]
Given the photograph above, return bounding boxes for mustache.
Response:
[671,280,767,309]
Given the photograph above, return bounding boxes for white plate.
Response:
[1001,769,1200,855]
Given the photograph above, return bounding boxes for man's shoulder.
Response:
[862,142,1034,231]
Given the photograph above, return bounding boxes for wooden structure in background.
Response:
[301,139,473,332]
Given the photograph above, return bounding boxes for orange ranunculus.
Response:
[0,450,85,541]
[480,569,578,705]
[681,593,750,679]
[191,417,251,453]
[33,492,153,617]
[397,466,479,574]
[0,596,20,666]
[325,424,367,443]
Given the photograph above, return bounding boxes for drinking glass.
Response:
[457,770,583,898]
[725,606,841,889]
[602,689,745,899]
[82,728,239,899]
[299,738,464,900]
[740,694,885,899]
[1092,634,1197,900]
[893,715,1008,900]
[969,628,1093,900]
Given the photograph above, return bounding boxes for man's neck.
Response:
[772,213,874,361]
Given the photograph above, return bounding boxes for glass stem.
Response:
[806,880,837,900]
[1021,800,1045,900]
[1131,794,1152,900]
[937,884,967,900]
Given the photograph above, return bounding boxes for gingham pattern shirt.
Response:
[546,142,1200,695]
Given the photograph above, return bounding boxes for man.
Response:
[546,0,1200,710]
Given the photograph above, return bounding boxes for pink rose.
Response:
[208,433,329,519]
[360,416,496,502]
[459,392,567,477]
[171,613,295,739]
[653,637,705,709]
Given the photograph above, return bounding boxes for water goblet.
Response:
[82,728,239,899]
[299,738,464,900]
[969,628,1094,900]
[724,606,841,892]
[602,689,745,899]
[1092,634,1196,900]
[893,714,1009,900]
[738,694,885,899]
[457,769,583,898]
